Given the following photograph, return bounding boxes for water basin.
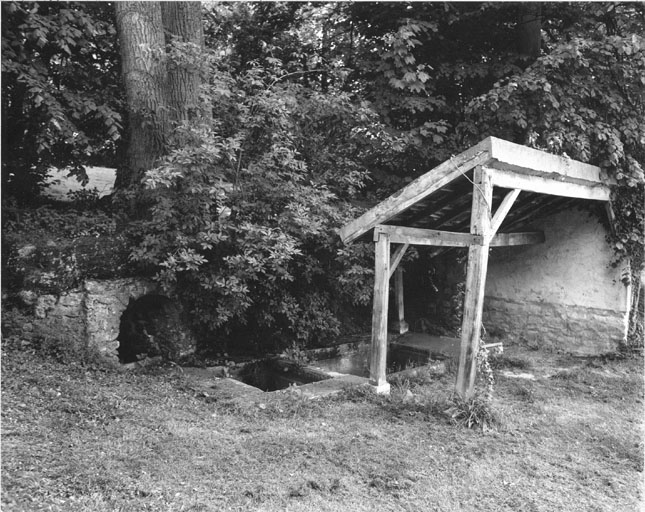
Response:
[234,358,331,391]
[310,343,432,378]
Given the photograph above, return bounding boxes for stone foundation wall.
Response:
[484,297,625,355]
[32,290,88,357]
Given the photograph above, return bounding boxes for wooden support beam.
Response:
[428,203,473,231]
[489,231,545,247]
[417,180,474,218]
[340,141,491,244]
[338,137,609,246]
[426,230,544,261]
[374,225,483,247]
[456,166,493,399]
[388,243,409,278]
[394,267,409,334]
[487,167,610,201]
[489,189,521,238]
[370,230,391,394]
[437,187,512,234]
[487,137,604,182]
[501,196,570,232]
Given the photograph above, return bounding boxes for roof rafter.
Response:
[340,137,610,245]
[340,139,492,244]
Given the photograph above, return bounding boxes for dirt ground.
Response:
[2,340,643,511]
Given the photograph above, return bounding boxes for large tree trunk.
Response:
[161,1,205,125]
[114,1,168,191]
[517,3,542,63]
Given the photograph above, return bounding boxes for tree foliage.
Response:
[127,40,400,349]
[1,1,122,203]
[2,2,643,350]
[463,3,644,269]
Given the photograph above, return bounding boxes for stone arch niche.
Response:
[117,294,196,363]
[31,278,196,365]
[83,279,159,363]
[84,279,196,363]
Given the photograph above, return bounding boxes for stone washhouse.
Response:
[340,137,631,397]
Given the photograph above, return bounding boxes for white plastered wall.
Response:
[484,207,629,354]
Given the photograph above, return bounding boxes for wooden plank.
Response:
[501,195,569,231]
[374,226,544,248]
[442,187,512,230]
[489,231,545,246]
[456,166,493,399]
[394,267,409,334]
[388,243,409,278]
[489,189,521,237]
[426,193,473,227]
[416,179,474,217]
[405,197,471,233]
[340,137,610,246]
[339,140,492,244]
[370,231,391,394]
[488,136,604,183]
[487,167,610,201]
[427,231,544,258]
[375,225,483,247]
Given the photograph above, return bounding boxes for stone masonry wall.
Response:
[33,290,87,357]
[84,279,158,361]
[33,278,158,363]
[484,207,629,355]
[484,297,625,355]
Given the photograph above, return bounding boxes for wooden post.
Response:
[456,166,493,398]
[370,229,391,394]
[394,267,409,334]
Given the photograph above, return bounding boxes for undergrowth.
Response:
[443,393,501,431]
[339,383,501,431]
[489,354,532,371]
[3,342,642,511]
[1,308,107,367]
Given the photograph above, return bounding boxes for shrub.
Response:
[443,393,501,431]
[489,355,532,371]
[127,59,403,353]
[2,202,132,295]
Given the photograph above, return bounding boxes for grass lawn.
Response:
[2,341,643,511]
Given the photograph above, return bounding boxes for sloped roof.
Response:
[340,137,610,244]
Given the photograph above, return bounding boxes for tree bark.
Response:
[161,1,204,125]
[114,1,168,191]
[517,3,542,63]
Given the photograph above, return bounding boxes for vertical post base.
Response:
[367,381,391,395]
[393,320,409,335]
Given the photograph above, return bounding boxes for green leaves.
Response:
[127,50,378,348]
[464,20,644,272]
[2,1,123,202]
